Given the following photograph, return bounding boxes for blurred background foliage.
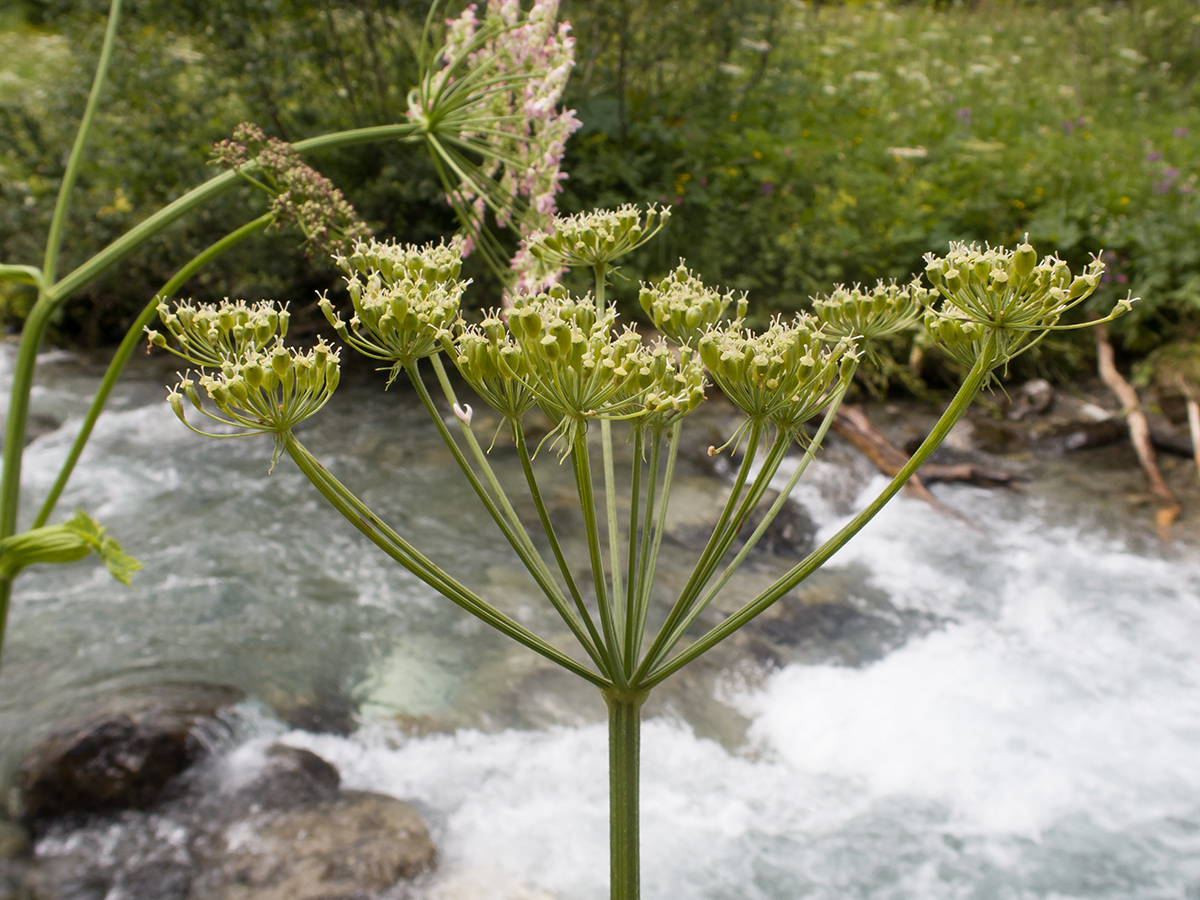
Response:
[1,0,1199,386]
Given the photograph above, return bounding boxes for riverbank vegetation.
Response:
[1,0,1198,378]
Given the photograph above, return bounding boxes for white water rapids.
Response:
[3,348,1199,899]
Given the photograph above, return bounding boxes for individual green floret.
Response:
[698,316,858,435]
[452,309,538,421]
[524,204,670,269]
[810,279,928,344]
[320,237,468,380]
[637,263,747,348]
[146,298,290,368]
[922,240,1135,370]
[168,339,341,468]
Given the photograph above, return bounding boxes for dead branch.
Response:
[831,404,1004,523]
[1094,323,1181,537]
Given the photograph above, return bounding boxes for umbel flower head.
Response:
[810,279,929,344]
[638,263,747,348]
[612,340,708,434]
[699,316,859,435]
[524,204,670,270]
[411,0,581,291]
[922,240,1135,370]
[321,237,469,381]
[151,298,340,469]
[167,340,340,468]
[506,290,640,435]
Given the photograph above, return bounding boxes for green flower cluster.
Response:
[503,292,650,446]
[524,204,670,269]
[922,241,1133,368]
[699,316,858,434]
[453,309,538,421]
[152,297,340,464]
[638,263,747,348]
[810,279,928,343]
[320,237,468,378]
[452,296,707,441]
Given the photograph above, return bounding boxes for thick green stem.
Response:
[605,687,647,900]
[34,214,275,529]
[644,343,996,688]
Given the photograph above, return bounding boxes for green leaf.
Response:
[61,510,144,586]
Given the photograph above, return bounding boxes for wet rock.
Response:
[1007,378,1055,420]
[265,682,359,736]
[17,687,242,827]
[19,713,200,826]
[190,790,435,900]
[739,488,817,559]
[734,567,943,669]
[231,744,341,812]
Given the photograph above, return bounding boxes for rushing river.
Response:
[3,347,1200,899]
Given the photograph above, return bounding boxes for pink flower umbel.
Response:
[411,0,582,298]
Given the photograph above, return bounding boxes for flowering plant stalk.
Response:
[0,0,579,668]
[156,204,1134,896]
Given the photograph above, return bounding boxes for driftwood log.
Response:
[1094,323,1181,537]
[830,404,1018,520]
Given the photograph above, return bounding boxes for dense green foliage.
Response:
[2,0,1199,381]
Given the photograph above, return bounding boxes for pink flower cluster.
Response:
[433,0,582,294]
[213,123,370,257]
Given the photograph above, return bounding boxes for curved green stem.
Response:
[48,122,421,306]
[644,343,996,689]
[34,214,275,529]
[43,0,123,285]
[285,435,608,688]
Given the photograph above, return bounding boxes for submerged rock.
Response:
[733,565,944,670]
[190,790,435,900]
